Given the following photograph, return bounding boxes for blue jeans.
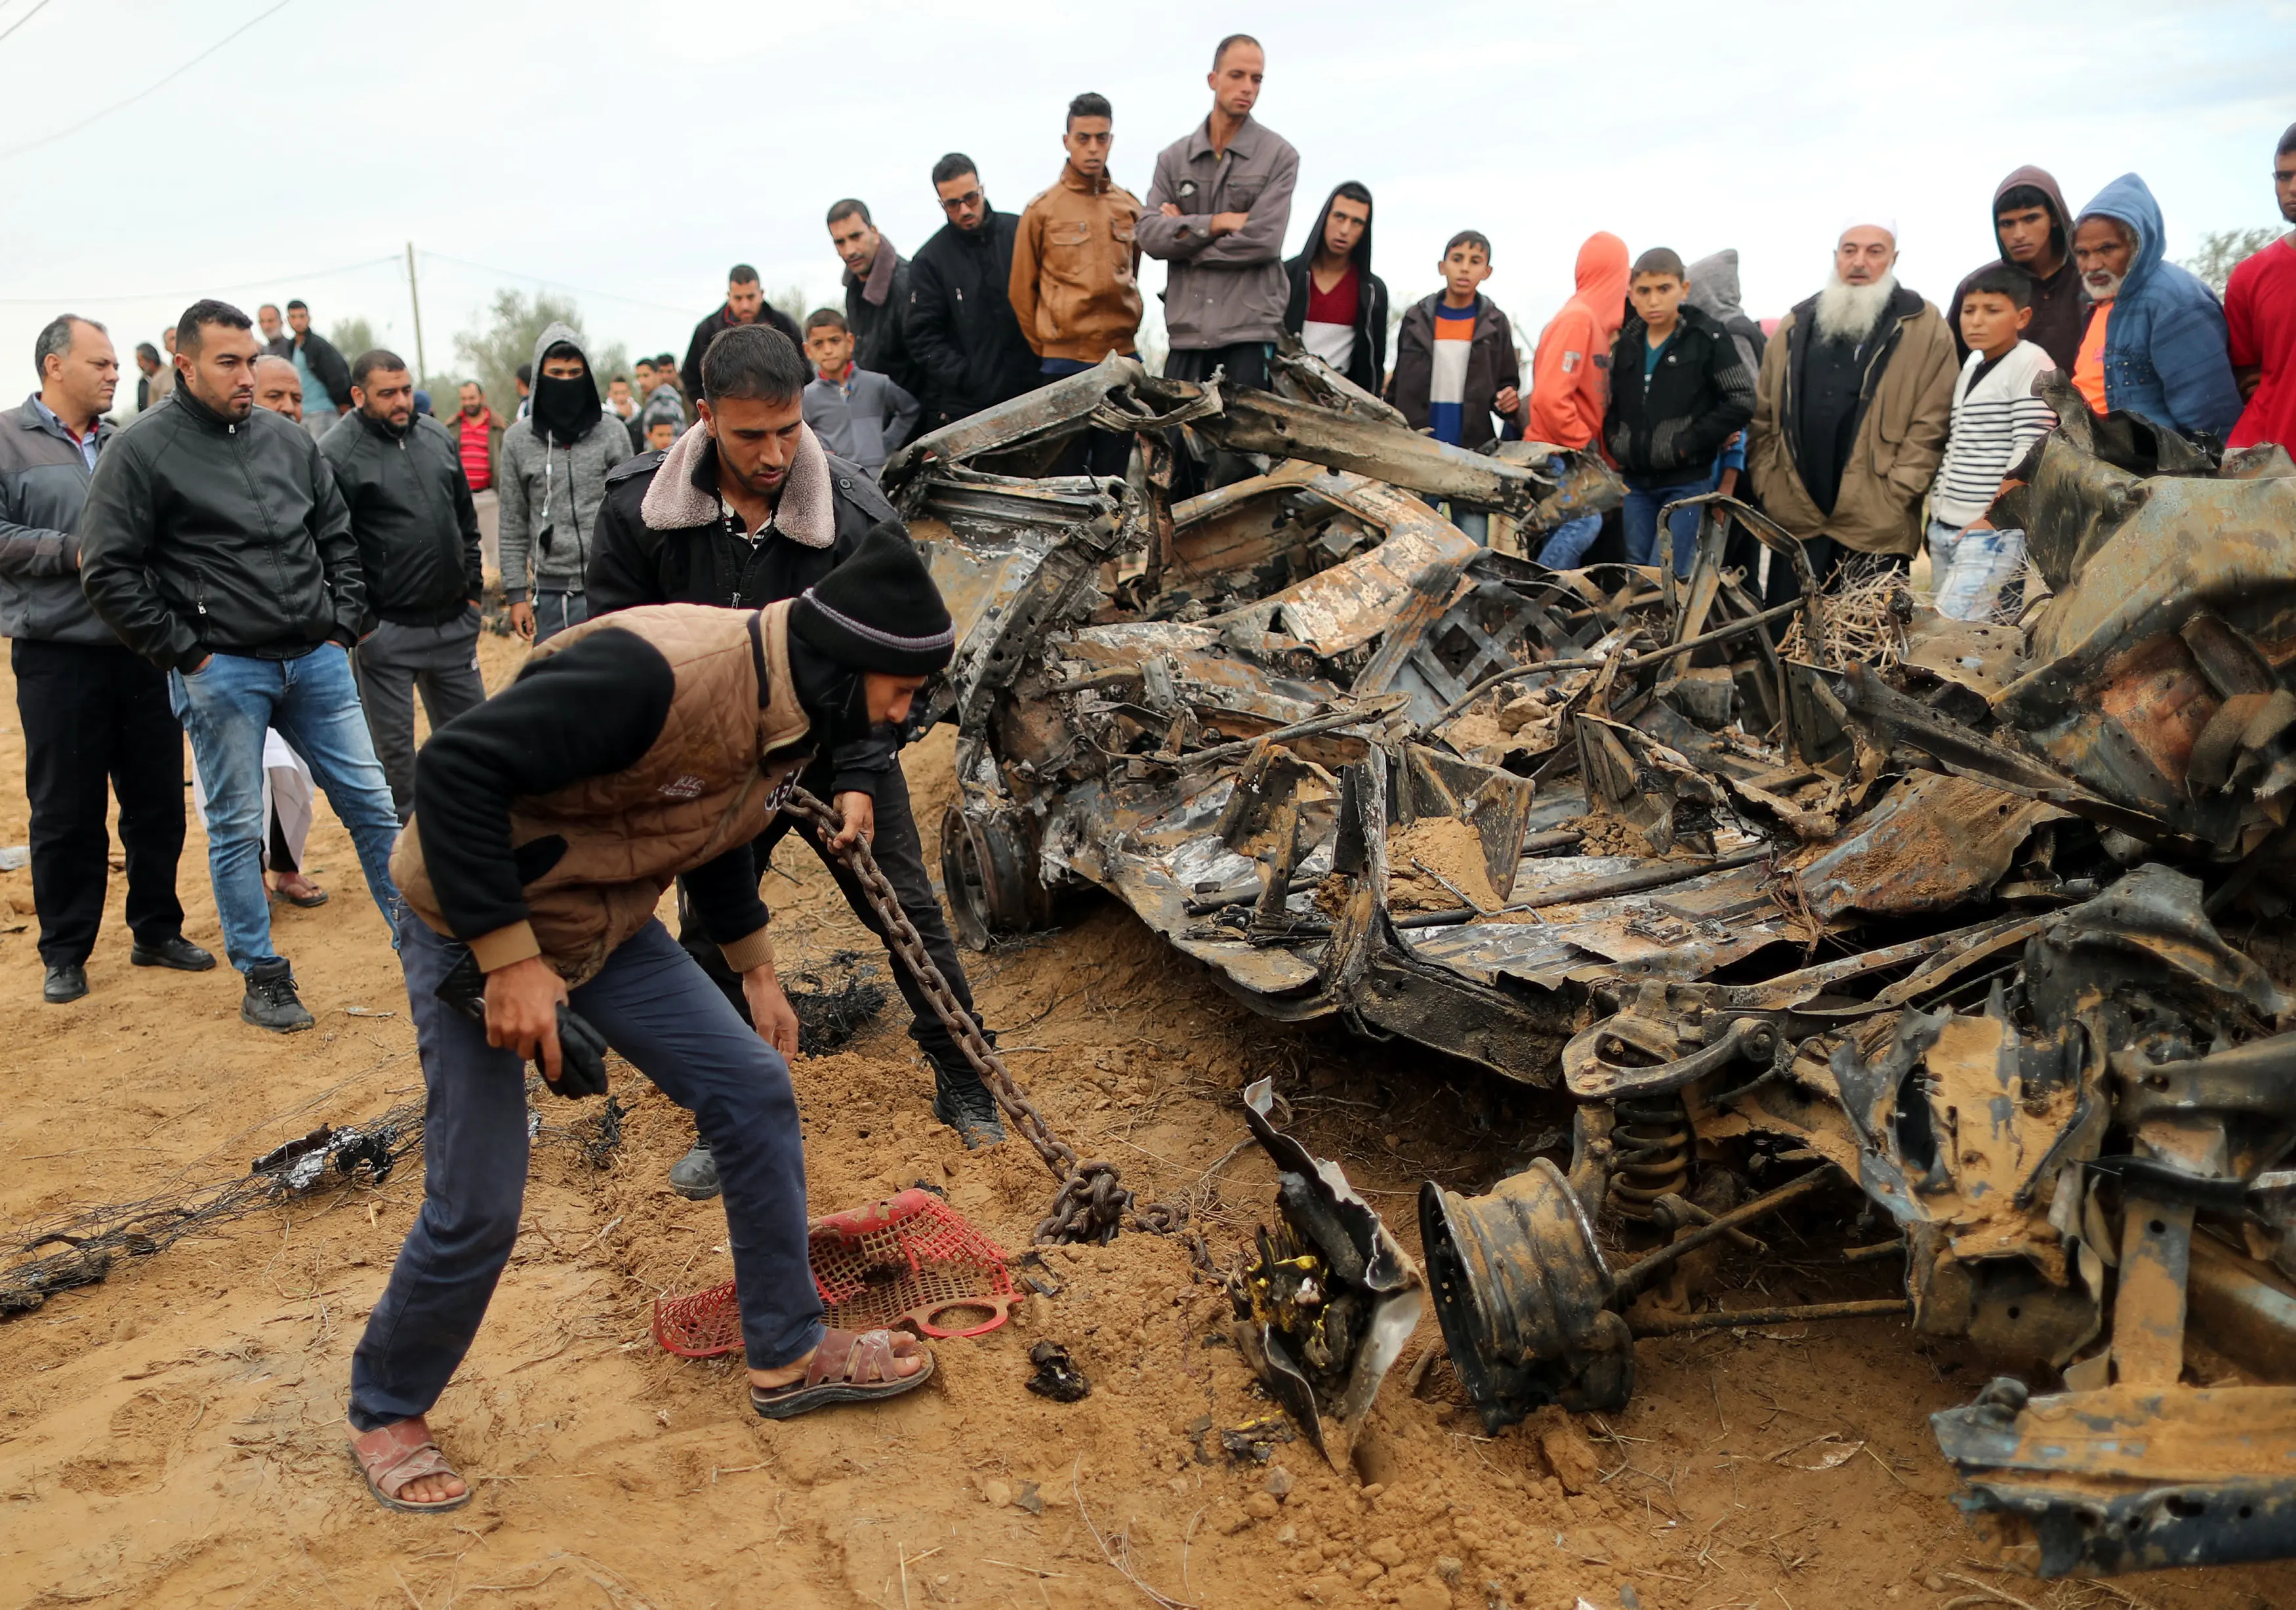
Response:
[532,588,589,643]
[1622,472,1721,577]
[1927,516,2027,621]
[169,644,403,972]
[1536,513,1603,568]
[348,919,822,1429]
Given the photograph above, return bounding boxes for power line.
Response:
[417,250,703,319]
[0,254,400,306]
[0,0,55,46]
[0,0,296,159]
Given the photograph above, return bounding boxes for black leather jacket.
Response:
[321,410,482,626]
[80,387,364,671]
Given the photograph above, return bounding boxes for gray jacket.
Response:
[0,396,116,645]
[1136,115,1300,350]
[497,320,635,599]
[801,369,920,476]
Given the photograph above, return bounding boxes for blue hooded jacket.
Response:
[2075,173,2244,440]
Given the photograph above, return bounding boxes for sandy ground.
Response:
[2,629,2292,1610]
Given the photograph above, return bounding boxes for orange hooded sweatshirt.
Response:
[1525,233,1630,448]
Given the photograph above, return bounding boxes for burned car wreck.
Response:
[886,356,2296,1578]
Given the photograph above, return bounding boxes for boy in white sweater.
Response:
[1928,264,2057,619]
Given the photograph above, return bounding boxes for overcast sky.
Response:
[2,0,2291,406]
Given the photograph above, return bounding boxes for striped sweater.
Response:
[1932,341,2057,526]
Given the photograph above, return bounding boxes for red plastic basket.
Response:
[652,1188,1017,1359]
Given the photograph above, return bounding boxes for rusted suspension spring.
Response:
[784,787,1184,1247]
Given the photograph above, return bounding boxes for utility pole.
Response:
[405,241,428,382]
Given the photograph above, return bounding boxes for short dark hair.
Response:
[136,341,160,364]
[1067,92,1112,129]
[1996,184,2055,219]
[350,348,409,388]
[2277,121,2296,159]
[634,356,656,370]
[285,299,308,313]
[175,299,252,358]
[611,372,629,384]
[1213,32,1260,68]
[804,307,849,335]
[931,152,977,188]
[33,314,101,382]
[1964,263,2034,310]
[1631,247,1686,282]
[827,197,872,228]
[1444,230,1492,260]
[728,263,760,286]
[655,352,677,370]
[701,323,810,405]
[514,362,532,385]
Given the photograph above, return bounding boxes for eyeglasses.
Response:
[937,188,983,214]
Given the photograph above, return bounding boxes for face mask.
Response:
[531,372,600,444]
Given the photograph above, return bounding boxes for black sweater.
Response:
[413,626,783,950]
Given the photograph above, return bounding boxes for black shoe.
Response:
[668,1140,722,1200]
[42,962,87,1004]
[241,959,316,1033]
[932,1063,1006,1149]
[131,935,217,972]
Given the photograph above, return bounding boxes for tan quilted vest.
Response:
[394,600,814,983]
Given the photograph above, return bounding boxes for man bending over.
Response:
[346,526,955,1511]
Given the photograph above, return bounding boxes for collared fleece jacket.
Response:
[1136,115,1300,350]
[497,321,635,600]
[1748,285,1960,558]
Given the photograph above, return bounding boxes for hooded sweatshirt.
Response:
[1685,249,1767,382]
[497,321,636,600]
[1282,186,1392,394]
[2074,174,2244,440]
[1947,167,2087,373]
[1526,234,1630,448]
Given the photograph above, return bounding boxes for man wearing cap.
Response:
[1748,218,1957,600]
[589,322,1009,1195]
[345,526,954,1514]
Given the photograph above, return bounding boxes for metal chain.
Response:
[785,788,1185,1246]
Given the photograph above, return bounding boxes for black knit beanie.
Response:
[788,521,956,676]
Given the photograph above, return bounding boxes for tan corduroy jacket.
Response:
[1748,287,1959,558]
[393,600,813,985]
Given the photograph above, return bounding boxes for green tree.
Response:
[327,316,379,364]
[449,289,628,417]
[2181,226,2283,296]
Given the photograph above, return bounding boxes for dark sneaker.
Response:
[42,962,87,1004]
[131,935,217,972]
[668,1140,722,1200]
[932,1063,1006,1149]
[241,959,316,1033]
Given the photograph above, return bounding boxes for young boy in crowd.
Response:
[1929,264,2057,619]
[799,308,921,478]
[1602,247,1755,577]
[645,417,678,453]
[1387,231,1521,543]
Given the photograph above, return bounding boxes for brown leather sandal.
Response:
[348,1416,472,1512]
[750,1327,935,1420]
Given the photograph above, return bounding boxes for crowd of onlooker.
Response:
[1,28,2293,1039]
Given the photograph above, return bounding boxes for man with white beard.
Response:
[1748,220,1958,602]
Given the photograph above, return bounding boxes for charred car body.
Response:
[887,358,2296,1577]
